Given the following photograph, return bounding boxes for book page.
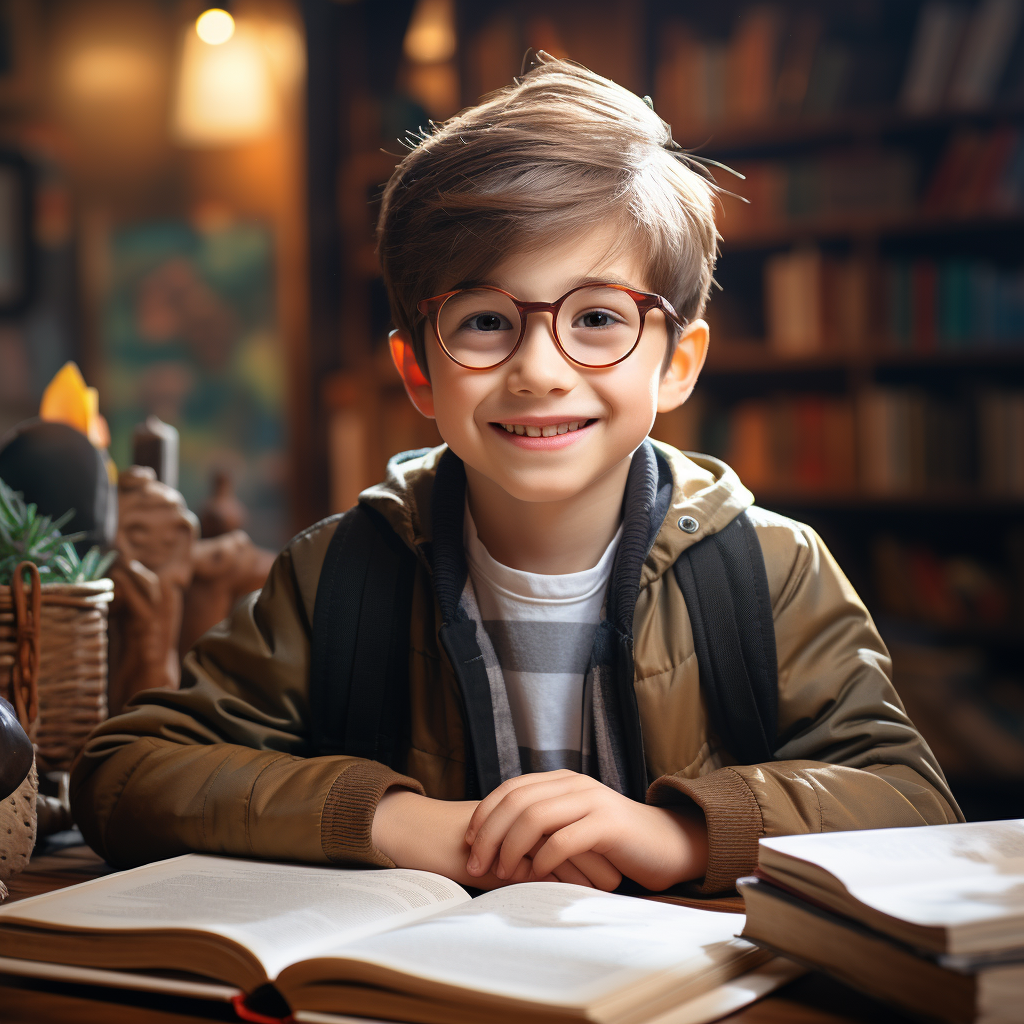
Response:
[760,820,1024,929]
[286,882,756,1009]
[292,959,805,1024]
[0,854,471,979]
[0,954,241,1002]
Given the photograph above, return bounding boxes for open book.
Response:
[0,853,789,1024]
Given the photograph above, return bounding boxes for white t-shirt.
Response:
[464,505,623,773]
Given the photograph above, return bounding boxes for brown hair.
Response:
[376,53,720,374]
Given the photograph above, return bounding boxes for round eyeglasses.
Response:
[416,282,688,370]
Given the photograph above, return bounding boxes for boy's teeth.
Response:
[499,420,589,435]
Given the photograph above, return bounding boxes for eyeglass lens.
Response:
[435,286,643,368]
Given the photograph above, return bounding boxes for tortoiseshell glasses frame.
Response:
[416,282,688,370]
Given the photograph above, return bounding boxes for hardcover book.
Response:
[0,853,795,1024]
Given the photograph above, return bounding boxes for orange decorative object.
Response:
[39,362,111,450]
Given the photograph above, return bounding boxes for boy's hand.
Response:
[371,788,621,890]
[464,770,708,892]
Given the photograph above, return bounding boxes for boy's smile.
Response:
[393,220,708,572]
[492,417,596,448]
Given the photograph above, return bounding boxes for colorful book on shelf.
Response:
[956,127,1020,215]
[773,12,821,113]
[979,390,1024,496]
[738,820,1024,1024]
[0,853,800,1024]
[725,6,781,123]
[900,1,970,113]
[653,22,706,137]
[801,40,851,115]
[764,247,823,356]
[918,126,1024,217]
[993,131,1024,210]
[923,131,987,215]
[947,0,1024,110]
[882,257,1024,352]
[711,395,856,498]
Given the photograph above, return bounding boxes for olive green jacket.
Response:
[71,442,961,893]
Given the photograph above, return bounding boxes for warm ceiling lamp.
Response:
[403,0,457,63]
[172,12,275,145]
[196,9,235,46]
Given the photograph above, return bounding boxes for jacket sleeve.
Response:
[647,512,963,893]
[70,520,423,870]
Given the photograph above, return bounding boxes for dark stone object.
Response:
[132,415,179,490]
[0,419,117,551]
[0,696,32,802]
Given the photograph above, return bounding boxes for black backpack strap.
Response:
[309,504,417,766]
[672,510,778,764]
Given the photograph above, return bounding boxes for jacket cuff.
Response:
[647,768,764,894]
[321,760,425,867]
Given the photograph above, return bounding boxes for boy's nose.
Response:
[505,313,579,395]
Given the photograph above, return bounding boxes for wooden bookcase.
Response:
[315,0,1024,818]
[644,0,1024,819]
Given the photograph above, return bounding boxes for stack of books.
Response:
[738,820,1024,1024]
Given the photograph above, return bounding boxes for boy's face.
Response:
[399,221,707,506]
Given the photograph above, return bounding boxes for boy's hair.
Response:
[376,54,720,375]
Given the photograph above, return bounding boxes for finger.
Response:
[507,855,534,884]
[549,860,596,888]
[493,794,597,880]
[467,777,595,876]
[530,819,607,882]
[465,770,579,844]
[567,852,622,892]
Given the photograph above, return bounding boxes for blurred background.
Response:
[0,0,1022,818]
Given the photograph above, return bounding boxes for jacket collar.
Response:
[358,440,755,597]
[643,440,755,592]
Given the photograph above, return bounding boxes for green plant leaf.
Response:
[0,476,84,586]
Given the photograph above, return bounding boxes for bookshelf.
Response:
[311,0,1024,818]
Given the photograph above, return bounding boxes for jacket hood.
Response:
[358,441,754,586]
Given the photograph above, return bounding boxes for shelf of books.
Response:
[649,0,1024,820]
[322,0,1024,820]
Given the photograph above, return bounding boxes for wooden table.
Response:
[0,844,915,1024]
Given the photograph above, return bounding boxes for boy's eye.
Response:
[574,309,621,329]
[462,312,514,332]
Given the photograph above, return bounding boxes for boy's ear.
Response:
[389,330,435,419]
[657,319,709,414]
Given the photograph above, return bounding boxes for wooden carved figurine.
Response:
[198,468,247,539]
[107,467,199,716]
[179,531,276,657]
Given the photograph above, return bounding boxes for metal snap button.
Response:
[677,515,699,533]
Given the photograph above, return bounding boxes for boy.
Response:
[71,57,960,895]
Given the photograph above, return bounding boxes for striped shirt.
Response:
[464,505,623,774]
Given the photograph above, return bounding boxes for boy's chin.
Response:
[467,463,620,506]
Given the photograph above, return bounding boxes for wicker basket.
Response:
[0,562,114,773]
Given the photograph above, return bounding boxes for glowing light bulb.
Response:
[196,9,235,46]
